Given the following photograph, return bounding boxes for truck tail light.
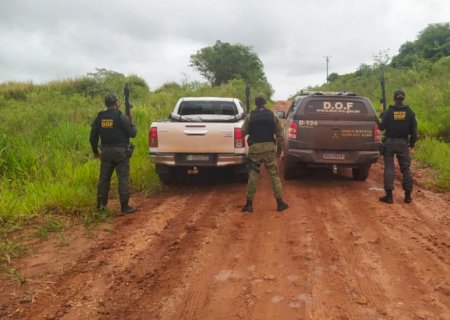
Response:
[373,124,381,143]
[149,127,158,148]
[288,120,298,139]
[234,128,245,148]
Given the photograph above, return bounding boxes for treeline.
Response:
[312,22,450,190]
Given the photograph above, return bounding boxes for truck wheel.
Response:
[352,164,370,181]
[236,172,249,184]
[158,172,175,185]
[283,155,297,180]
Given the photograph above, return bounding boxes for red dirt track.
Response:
[1,101,449,320]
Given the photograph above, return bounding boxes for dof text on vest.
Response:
[98,110,130,146]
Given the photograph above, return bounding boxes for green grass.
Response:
[414,138,450,191]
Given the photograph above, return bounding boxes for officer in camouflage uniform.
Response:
[378,90,418,204]
[241,94,288,213]
[89,95,137,214]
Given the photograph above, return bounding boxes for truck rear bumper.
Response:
[287,149,380,166]
[149,153,247,167]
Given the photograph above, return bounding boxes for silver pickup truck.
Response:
[149,97,248,184]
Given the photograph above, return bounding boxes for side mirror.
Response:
[275,111,286,119]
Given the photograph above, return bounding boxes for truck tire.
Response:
[158,172,175,185]
[352,164,370,181]
[283,155,297,180]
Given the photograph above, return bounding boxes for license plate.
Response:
[186,154,209,161]
[323,152,345,160]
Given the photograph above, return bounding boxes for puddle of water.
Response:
[271,295,284,303]
[287,275,299,282]
[214,270,232,282]
[294,293,314,306]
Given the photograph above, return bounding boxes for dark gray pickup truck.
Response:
[277,92,381,181]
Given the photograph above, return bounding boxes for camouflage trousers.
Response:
[245,151,283,200]
[383,138,413,192]
[97,146,130,209]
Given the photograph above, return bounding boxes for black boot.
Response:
[120,204,137,215]
[404,191,412,204]
[241,200,253,213]
[276,198,289,212]
[379,190,393,204]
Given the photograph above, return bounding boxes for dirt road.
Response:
[1,102,449,320]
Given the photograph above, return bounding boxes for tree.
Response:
[327,72,339,83]
[190,40,272,94]
[391,22,450,69]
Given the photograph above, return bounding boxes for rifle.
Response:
[124,83,133,120]
[123,83,135,157]
[379,70,387,156]
[245,80,251,113]
[380,73,387,112]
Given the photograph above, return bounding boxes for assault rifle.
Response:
[124,83,133,120]
[380,73,387,112]
[245,80,251,113]
[123,83,135,157]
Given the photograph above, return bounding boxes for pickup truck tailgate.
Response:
[297,120,376,150]
[155,122,237,153]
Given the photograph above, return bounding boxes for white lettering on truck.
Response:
[323,101,354,110]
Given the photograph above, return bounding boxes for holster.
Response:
[127,143,135,158]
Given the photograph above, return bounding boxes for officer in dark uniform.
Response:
[89,95,137,214]
[378,90,418,204]
[241,94,288,213]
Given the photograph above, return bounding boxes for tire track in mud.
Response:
[2,125,450,320]
[15,184,243,320]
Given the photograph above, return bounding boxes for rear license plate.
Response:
[323,153,345,160]
[186,154,209,161]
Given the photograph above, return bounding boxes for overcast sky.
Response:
[1,0,449,99]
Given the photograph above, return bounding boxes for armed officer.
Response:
[241,94,288,213]
[89,95,137,214]
[378,90,418,204]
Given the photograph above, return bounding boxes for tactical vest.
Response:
[384,105,415,139]
[248,108,275,145]
[96,109,130,147]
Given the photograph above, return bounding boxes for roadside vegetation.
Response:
[312,22,450,191]
[0,68,269,273]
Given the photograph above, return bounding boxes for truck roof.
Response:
[179,97,239,102]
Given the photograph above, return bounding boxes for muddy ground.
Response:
[1,102,449,320]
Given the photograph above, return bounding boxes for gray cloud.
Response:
[1,0,449,99]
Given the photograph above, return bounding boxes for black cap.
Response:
[393,90,405,101]
[105,95,118,107]
[255,94,266,107]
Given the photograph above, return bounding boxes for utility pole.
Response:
[324,56,331,84]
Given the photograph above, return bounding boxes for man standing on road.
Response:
[241,94,288,213]
[378,90,418,204]
[90,95,138,215]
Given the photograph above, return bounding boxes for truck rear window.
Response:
[303,100,369,115]
[179,101,238,116]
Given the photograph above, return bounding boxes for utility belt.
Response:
[101,144,129,148]
[247,139,275,146]
[385,137,408,142]
[101,143,134,158]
